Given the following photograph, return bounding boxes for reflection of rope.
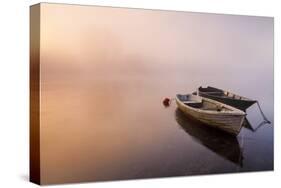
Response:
[256,101,271,124]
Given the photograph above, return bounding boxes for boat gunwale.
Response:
[199,90,256,102]
[199,86,257,102]
[176,94,246,116]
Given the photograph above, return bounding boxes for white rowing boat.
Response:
[176,94,246,136]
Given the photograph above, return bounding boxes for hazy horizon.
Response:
[37,3,273,184]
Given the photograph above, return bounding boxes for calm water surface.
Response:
[39,5,273,184]
[41,76,273,184]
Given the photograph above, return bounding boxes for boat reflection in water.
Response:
[174,108,243,167]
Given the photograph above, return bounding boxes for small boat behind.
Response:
[175,94,246,136]
[195,86,257,111]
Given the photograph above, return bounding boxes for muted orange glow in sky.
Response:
[40,3,273,77]
[37,3,273,184]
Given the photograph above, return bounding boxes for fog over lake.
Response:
[39,4,273,184]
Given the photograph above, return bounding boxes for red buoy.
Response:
[163,98,171,107]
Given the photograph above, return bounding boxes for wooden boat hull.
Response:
[196,86,256,111]
[176,94,246,136]
[199,92,256,111]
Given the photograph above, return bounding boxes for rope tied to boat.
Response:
[256,101,271,124]
[162,94,271,125]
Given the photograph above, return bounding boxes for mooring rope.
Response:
[256,101,271,124]
[253,120,270,132]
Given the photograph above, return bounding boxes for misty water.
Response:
[39,4,273,184]
[41,75,273,184]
